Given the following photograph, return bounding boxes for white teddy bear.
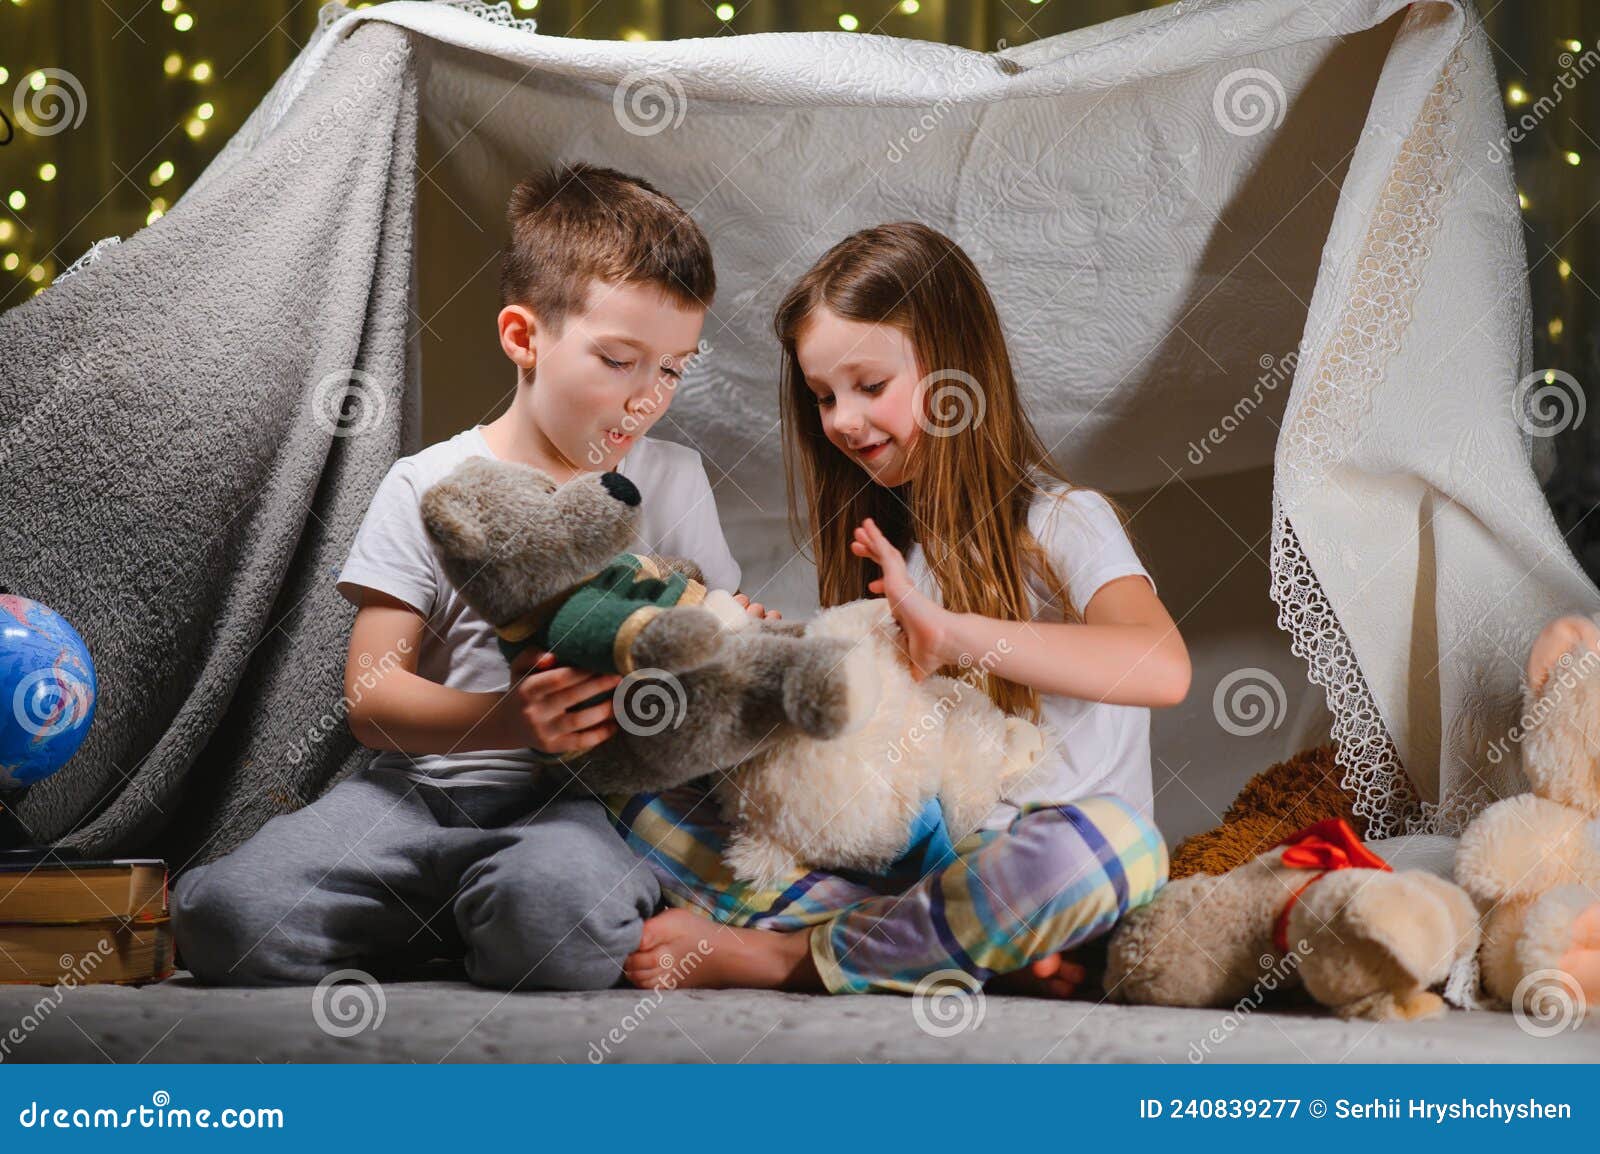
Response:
[716,598,1045,886]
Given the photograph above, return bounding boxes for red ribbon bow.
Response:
[1269,818,1391,954]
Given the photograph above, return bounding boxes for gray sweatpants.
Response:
[172,765,660,991]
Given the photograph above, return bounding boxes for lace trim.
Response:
[433,1,538,34]
[1269,17,1470,840]
[55,235,122,283]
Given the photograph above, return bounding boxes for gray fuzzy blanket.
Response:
[0,24,417,869]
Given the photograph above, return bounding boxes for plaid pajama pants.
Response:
[609,783,1169,994]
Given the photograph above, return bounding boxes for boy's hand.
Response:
[732,592,781,620]
[497,648,622,754]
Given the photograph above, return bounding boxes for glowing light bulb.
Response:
[0,67,9,85]
[1558,259,1572,280]
[1,253,17,271]
[515,0,537,8]
[185,117,205,139]
[164,53,183,76]
[899,0,920,12]
[150,160,175,187]
[37,163,55,182]
[161,0,179,12]
[174,12,194,31]
[1566,150,1582,166]
[190,61,212,82]
[1548,317,1565,339]
[197,102,213,120]
[0,220,12,242]
[146,206,165,226]
[7,190,25,211]
[1518,190,1530,210]
[838,13,858,30]
[1567,39,1583,53]
[26,264,45,283]
[29,70,45,90]
[715,2,734,19]
[1507,83,1529,106]
[621,28,648,41]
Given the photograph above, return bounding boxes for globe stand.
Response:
[0,788,86,866]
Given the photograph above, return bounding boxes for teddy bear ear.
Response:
[418,477,492,561]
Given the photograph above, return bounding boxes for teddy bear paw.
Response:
[781,638,879,739]
[632,607,726,673]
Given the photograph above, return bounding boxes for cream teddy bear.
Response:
[717,598,1045,887]
[1104,817,1481,1021]
[1455,613,1600,1020]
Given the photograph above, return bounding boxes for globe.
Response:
[0,595,97,789]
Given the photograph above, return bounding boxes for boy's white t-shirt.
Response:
[336,426,741,786]
[905,485,1158,828]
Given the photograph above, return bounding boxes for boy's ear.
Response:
[497,304,539,372]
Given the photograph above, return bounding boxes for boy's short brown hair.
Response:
[498,163,715,328]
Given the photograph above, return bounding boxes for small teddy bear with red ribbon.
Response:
[1104,817,1481,1021]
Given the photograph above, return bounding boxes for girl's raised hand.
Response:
[851,517,950,681]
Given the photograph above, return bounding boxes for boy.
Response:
[174,165,764,990]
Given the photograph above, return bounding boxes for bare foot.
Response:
[987,952,1090,999]
[624,908,822,991]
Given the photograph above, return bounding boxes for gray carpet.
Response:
[2,974,1595,1063]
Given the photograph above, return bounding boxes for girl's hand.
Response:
[732,592,781,620]
[852,517,951,681]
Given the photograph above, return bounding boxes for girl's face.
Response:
[795,307,922,488]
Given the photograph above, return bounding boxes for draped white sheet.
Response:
[204,0,1596,837]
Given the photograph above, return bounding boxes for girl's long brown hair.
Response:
[777,221,1134,721]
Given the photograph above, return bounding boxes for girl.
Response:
[615,222,1188,998]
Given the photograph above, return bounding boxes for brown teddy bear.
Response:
[1455,613,1600,1020]
[1169,743,1364,880]
[1104,816,1481,1020]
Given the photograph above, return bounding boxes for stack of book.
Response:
[0,854,174,985]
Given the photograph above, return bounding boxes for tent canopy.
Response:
[2,0,1586,864]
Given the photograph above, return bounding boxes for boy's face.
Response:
[501,279,706,472]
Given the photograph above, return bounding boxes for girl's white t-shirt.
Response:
[336,426,741,785]
[905,485,1158,828]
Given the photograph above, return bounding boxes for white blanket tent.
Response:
[30,0,1598,854]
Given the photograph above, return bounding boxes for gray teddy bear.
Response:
[418,456,872,795]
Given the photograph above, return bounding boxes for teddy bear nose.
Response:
[599,471,641,507]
